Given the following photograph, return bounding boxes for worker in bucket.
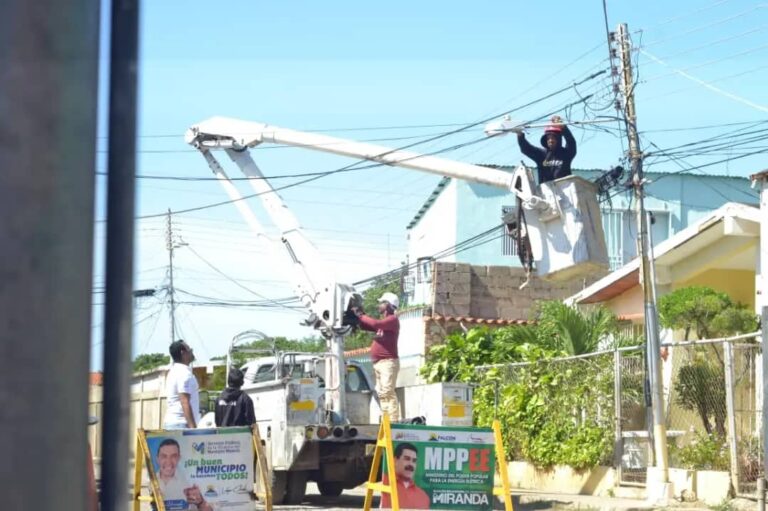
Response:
[354,292,401,422]
[515,115,577,184]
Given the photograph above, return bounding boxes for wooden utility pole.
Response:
[615,22,670,487]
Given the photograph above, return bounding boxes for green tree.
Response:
[659,286,758,436]
[132,353,169,373]
[658,286,757,340]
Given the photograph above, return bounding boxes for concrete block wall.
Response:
[431,262,598,320]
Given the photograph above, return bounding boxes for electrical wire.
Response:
[642,43,768,86]
[642,25,767,62]
[185,244,301,312]
[641,119,768,134]
[641,4,767,48]
[648,0,737,29]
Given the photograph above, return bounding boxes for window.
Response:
[601,210,670,270]
[501,206,517,256]
[416,257,433,283]
[246,363,275,383]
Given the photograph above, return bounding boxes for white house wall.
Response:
[407,179,458,263]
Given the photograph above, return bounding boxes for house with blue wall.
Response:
[404,167,756,305]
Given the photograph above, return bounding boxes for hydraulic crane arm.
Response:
[185,116,539,201]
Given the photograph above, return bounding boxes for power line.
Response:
[641,4,767,48]
[643,24,767,62]
[644,139,757,202]
[185,244,301,312]
[642,43,768,85]
[98,121,479,140]
[652,0,737,27]
[649,146,768,181]
[640,119,768,134]
[353,223,504,288]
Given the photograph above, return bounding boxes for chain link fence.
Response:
[479,334,762,495]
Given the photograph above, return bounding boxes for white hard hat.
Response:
[378,292,399,309]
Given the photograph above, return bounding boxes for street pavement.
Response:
[138,483,718,510]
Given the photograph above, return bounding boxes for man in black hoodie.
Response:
[515,115,577,184]
[215,367,256,427]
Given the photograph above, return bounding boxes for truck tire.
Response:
[283,470,308,505]
[270,471,288,505]
[317,481,344,497]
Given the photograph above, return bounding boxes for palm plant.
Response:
[536,301,621,355]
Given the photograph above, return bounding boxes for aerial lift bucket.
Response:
[508,167,609,282]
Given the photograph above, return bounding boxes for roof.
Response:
[406,177,451,229]
[567,202,761,305]
[426,315,531,326]
[751,169,768,181]
[405,166,753,230]
[344,347,372,357]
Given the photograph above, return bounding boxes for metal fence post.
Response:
[724,341,740,493]
[614,348,623,473]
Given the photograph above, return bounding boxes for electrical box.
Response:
[397,382,474,427]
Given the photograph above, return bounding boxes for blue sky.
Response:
[91,0,768,369]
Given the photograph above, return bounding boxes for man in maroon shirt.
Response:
[355,292,401,422]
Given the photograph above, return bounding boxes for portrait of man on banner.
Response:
[151,437,214,511]
[381,442,430,510]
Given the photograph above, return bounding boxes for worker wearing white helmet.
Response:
[354,291,401,422]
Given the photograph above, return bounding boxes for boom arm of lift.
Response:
[185,116,549,207]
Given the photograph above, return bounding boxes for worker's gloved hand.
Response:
[551,115,563,125]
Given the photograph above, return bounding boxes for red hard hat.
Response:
[540,124,563,147]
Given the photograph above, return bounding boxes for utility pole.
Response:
[752,170,768,509]
[615,23,670,493]
[166,209,177,343]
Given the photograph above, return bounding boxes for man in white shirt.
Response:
[155,438,212,511]
[163,340,201,430]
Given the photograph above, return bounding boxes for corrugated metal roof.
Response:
[406,177,451,230]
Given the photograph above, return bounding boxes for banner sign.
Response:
[384,424,496,510]
[145,427,254,511]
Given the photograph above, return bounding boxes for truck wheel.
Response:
[283,470,308,505]
[270,471,288,505]
[317,481,344,497]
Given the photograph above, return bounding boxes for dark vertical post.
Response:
[100,0,140,509]
[0,0,100,508]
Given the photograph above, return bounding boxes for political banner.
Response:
[383,424,496,510]
[145,427,254,511]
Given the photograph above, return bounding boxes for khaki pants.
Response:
[373,358,400,422]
